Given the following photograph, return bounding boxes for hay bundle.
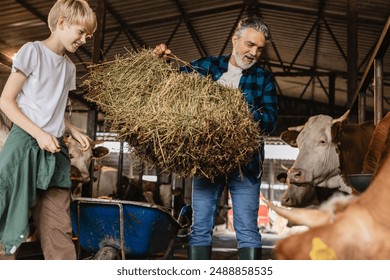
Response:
[82,49,262,179]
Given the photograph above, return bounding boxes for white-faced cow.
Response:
[280,110,375,194]
[268,126,390,259]
[87,165,158,204]
[0,113,109,186]
[72,165,178,209]
[64,135,110,183]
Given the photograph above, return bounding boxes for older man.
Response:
[154,17,278,260]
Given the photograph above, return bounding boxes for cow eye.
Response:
[69,154,74,159]
[319,139,327,145]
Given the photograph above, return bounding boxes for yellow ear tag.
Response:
[309,237,337,260]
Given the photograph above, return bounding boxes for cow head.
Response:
[278,171,345,208]
[270,131,390,259]
[65,135,110,182]
[277,172,317,207]
[273,147,390,259]
[280,111,352,192]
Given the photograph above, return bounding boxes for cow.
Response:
[280,110,375,194]
[267,126,390,260]
[362,112,390,175]
[273,171,346,233]
[0,128,9,150]
[0,111,12,150]
[0,113,108,182]
[73,165,182,211]
[0,109,109,183]
[83,165,158,204]
[277,172,345,208]
[64,135,110,183]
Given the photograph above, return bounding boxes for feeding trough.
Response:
[347,174,373,193]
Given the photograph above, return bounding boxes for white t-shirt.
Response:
[12,41,76,137]
[217,62,242,89]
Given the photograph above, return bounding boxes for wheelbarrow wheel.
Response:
[93,246,121,260]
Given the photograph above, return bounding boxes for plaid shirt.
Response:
[180,54,278,134]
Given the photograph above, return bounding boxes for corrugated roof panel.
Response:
[0,0,388,123]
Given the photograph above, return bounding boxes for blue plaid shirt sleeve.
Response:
[180,55,278,135]
[242,70,278,134]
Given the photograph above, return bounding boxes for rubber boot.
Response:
[238,247,262,260]
[188,246,212,260]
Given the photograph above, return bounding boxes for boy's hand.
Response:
[35,130,61,153]
[71,129,91,151]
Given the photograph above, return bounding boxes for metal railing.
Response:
[350,16,390,124]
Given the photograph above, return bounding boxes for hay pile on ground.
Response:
[82,49,262,179]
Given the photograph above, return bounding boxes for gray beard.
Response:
[233,49,256,70]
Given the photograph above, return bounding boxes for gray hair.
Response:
[234,17,271,41]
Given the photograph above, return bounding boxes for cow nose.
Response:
[281,195,291,207]
[287,168,303,183]
[82,174,90,182]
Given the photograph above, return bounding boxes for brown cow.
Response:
[268,125,390,259]
[281,110,375,194]
[363,112,390,175]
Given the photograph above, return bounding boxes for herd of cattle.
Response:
[268,110,390,259]
[1,109,389,259]
[278,110,374,207]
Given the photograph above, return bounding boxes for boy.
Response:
[0,0,96,259]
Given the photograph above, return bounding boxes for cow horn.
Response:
[280,164,289,171]
[262,198,332,228]
[331,110,350,125]
[288,125,304,132]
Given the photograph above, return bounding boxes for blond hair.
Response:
[48,0,97,36]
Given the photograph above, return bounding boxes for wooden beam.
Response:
[92,0,106,64]
[0,52,12,68]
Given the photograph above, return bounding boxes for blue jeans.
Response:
[190,170,262,249]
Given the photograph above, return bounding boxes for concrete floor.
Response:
[12,229,281,260]
[172,226,281,260]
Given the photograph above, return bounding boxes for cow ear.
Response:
[330,111,349,141]
[280,130,299,147]
[276,172,287,183]
[63,134,71,146]
[93,146,110,158]
[70,165,82,181]
[331,121,343,141]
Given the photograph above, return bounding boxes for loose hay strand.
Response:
[82,49,263,179]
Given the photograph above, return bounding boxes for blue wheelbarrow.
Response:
[70,197,190,260]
